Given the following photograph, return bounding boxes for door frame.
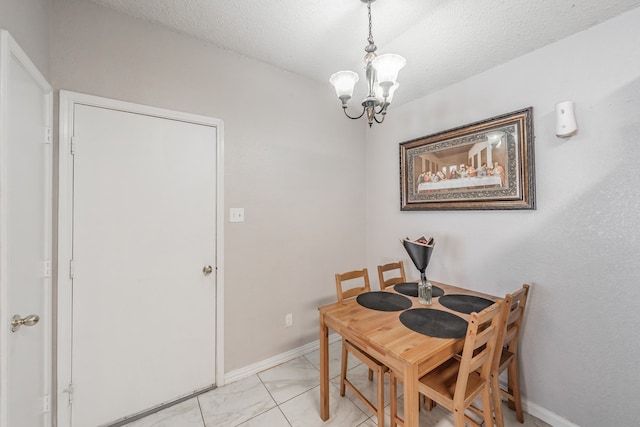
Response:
[56,91,225,426]
[0,30,53,427]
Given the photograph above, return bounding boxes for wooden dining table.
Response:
[318,280,498,427]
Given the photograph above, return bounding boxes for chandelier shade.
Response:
[372,54,406,86]
[329,0,406,127]
[329,71,360,101]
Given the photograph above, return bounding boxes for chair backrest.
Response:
[377,261,407,290]
[494,284,530,365]
[455,300,504,398]
[335,269,371,302]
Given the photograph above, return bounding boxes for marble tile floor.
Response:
[123,340,551,427]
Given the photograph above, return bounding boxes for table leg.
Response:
[403,363,419,427]
[319,315,330,421]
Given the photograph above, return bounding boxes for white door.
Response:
[0,31,53,427]
[60,97,221,426]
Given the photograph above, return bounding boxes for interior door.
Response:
[0,31,53,427]
[69,102,218,426]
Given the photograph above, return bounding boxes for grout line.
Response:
[196,394,206,427]
[277,405,294,427]
[256,373,279,410]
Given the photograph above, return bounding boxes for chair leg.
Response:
[389,372,398,427]
[507,359,524,423]
[340,340,348,396]
[481,385,494,427]
[491,373,505,427]
[423,394,436,412]
[376,367,385,427]
[453,407,466,427]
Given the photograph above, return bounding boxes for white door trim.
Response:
[56,91,225,426]
[0,29,53,427]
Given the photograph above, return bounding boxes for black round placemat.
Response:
[393,283,444,298]
[399,308,468,339]
[356,292,412,312]
[438,294,494,314]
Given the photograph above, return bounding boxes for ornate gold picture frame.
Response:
[400,108,535,210]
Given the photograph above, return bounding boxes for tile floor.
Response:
[123,341,551,427]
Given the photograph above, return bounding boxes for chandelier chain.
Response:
[367,1,374,45]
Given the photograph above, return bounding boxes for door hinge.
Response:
[63,383,74,406]
[45,127,53,144]
[43,260,52,278]
[43,394,50,413]
[69,259,75,279]
[70,136,77,155]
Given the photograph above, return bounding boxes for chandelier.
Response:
[329,0,406,127]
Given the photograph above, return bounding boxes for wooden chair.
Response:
[377,261,407,290]
[489,284,530,427]
[389,300,504,427]
[335,268,389,426]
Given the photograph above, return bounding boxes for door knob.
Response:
[202,265,213,276]
[11,314,40,333]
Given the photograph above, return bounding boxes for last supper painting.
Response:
[400,108,536,210]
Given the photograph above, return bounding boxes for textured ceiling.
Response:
[87,0,640,105]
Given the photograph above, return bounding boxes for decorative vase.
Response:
[418,271,432,305]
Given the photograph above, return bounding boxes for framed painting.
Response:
[400,107,535,210]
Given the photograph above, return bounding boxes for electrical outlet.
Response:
[285,313,293,327]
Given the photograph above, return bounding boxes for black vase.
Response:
[402,237,434,274]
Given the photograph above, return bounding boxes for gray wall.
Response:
[7,0,640,424]
[365,8,640,427]
[50,0,367,371]
[0,0,51,79]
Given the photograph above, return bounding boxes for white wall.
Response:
[366,7,640,427]
[50,0,367,371]
[0,0,51,79]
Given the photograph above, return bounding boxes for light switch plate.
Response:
[229,208,245,222]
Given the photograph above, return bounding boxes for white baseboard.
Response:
[224,333,341,385]
[524,399,581,427]
[497,378,581,427]
[225,335,580,427]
